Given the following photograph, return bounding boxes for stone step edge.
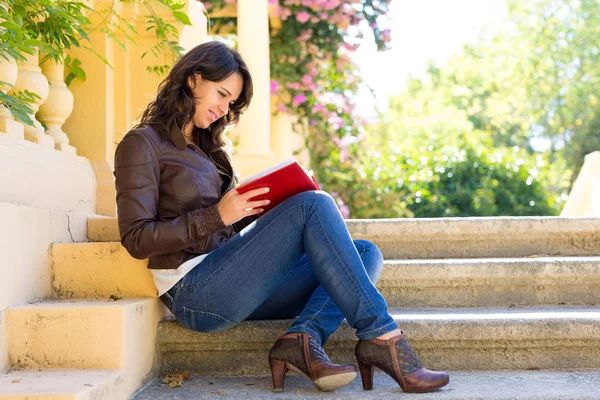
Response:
[157,306,600,347]
[87,215,600,242]
[0,369,123,399]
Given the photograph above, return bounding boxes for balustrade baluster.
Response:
[0,56,25,139]
[10,49,54,148]
[38,58,76,154]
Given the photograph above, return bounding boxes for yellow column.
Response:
[63,0,117,216]
[63,0,116,164]
[234,0,274,177]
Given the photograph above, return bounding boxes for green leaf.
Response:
[173,11,191,26]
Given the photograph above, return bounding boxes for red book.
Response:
[236,158,320,215]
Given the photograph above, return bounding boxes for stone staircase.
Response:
[1,216,599,399]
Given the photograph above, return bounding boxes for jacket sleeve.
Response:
[114,132,226,260]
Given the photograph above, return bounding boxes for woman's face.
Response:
[188,71,244,129]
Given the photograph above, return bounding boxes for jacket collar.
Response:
[169,120,188,151]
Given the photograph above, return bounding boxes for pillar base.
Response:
[56,142,77,155]
[233,151,276,179]
[0,118,24,139]
[24,126,55,149]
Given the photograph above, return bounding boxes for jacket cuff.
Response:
[187,203,226,240]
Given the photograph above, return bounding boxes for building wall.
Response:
[0,136,96,371]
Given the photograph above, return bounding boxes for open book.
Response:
[236,158,320,215]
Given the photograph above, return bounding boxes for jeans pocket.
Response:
[182,307,236,333]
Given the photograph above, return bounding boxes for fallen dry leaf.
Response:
[162,370,191,389]
[11,379,20,383]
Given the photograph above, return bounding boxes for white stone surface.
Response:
[0,135,96,214]
[131,371,600,400]
[0,369,122,399]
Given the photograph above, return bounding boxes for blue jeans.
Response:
[163,190,397,345]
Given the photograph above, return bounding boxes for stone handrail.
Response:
[561,151,600,216]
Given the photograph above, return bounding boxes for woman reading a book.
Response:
[114,41,448,394]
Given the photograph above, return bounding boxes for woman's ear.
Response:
[188,72,201,90]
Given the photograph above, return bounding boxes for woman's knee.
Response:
[355,239,384,282]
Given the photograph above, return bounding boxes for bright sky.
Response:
[353,0,508,119]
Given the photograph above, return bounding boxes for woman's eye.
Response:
[219,91,226,98]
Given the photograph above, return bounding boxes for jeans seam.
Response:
[308,298,331,323]
[286,324,322,343]
[359,321,398,336]
[182,306,236,325]
[312,203,378,316]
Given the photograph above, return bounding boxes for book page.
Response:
[237,157,297,186]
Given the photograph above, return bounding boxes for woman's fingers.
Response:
[241,187,270,201]
[242,199,270,211]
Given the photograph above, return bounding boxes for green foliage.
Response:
[0,87,40,126]
[316,0,598,218]
[0,0,191,126]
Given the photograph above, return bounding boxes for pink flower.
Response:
[301,74,313,86]
[301,0,313,5]
[342,42,359,52]
[224,0,236,3]
[277,104,288,112]
[312,103,325,113]
[296,30,312,42]
[270,80,279,94]
[382,28,392,42]
[281,8,292,20]
[328,113,344,130]
[339,204,350,219]
[268,0,277,4]
[296,11,311,23]
[292,93,307,106]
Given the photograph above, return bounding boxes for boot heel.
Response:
[269,358,287,393]
[357,360,374,390]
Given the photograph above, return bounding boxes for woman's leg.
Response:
[168,190,396,339]
[246,239,385,346]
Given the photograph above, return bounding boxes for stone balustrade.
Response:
[1,52,76,155]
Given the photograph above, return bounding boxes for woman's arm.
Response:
[114,132,225,259]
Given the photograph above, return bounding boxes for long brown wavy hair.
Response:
[136,41,253,175]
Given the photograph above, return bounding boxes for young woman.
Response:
[114,41,449,394]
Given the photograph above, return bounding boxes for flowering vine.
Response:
[203,0,392,216]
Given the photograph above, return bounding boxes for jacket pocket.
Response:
[182,307,236,333]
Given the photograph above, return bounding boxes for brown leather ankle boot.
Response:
[268,332,357,392]
[355,333,449,393]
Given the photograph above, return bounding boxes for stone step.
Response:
[0,369,123,400]
[51,242,157,299]
[87,215,600,259]
[378,256,600,308]
[131,370,600,400]
[5,299,161,398]
[157,306,600,374]
[51,241,600,307]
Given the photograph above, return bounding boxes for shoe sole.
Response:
[286,363,357,392]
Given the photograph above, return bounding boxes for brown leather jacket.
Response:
[114,124,255,269]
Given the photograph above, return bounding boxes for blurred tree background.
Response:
[317,0,599,218]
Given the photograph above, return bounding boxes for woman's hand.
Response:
[218,187,271,226]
